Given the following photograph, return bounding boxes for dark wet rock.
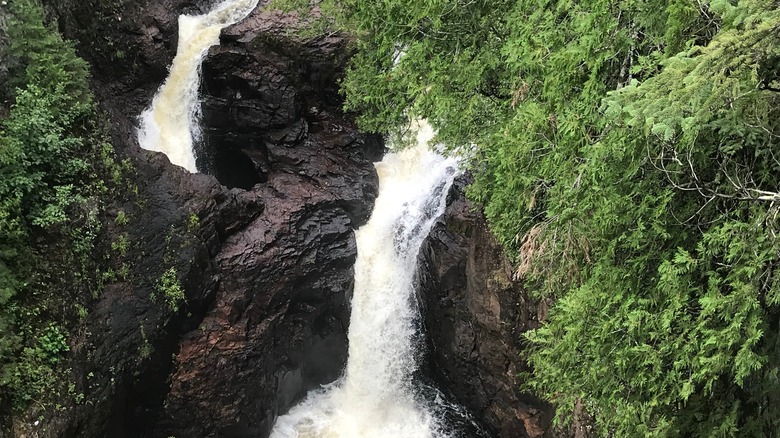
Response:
[418,176,554,438]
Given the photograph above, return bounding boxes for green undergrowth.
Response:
[0,0,130,414]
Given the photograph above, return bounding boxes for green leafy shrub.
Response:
[155,267,185,313]
[111,234,129,258]
[114,210,129,226]
[0,0,121,411]
[186,213,199,232]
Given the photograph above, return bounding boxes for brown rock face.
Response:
[153,12,383,433]
[418,177,554,438]
[20,1,380,437]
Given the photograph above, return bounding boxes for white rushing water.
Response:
[137,0,260,172]
[271,123,459,438]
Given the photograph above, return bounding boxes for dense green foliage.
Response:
[0,0,120,411]
[276,0,780,435]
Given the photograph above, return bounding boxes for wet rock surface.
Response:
[153,8,381,436]
[19,1,379,437]
[418,177,554,438]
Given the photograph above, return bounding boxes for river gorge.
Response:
[3,1,551,436]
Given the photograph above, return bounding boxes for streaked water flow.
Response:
[137,0,259,172]
[271,123,460,438]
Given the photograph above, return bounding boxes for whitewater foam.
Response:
[271,122,458,438]
[137,0,259,172]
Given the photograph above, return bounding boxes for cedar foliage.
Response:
[275,0,780,435]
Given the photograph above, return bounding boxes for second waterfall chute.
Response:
[137,0,259,172]
[271,124,459,438]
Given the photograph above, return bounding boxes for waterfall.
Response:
[137,0,259,172]
[270,123,459,438]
